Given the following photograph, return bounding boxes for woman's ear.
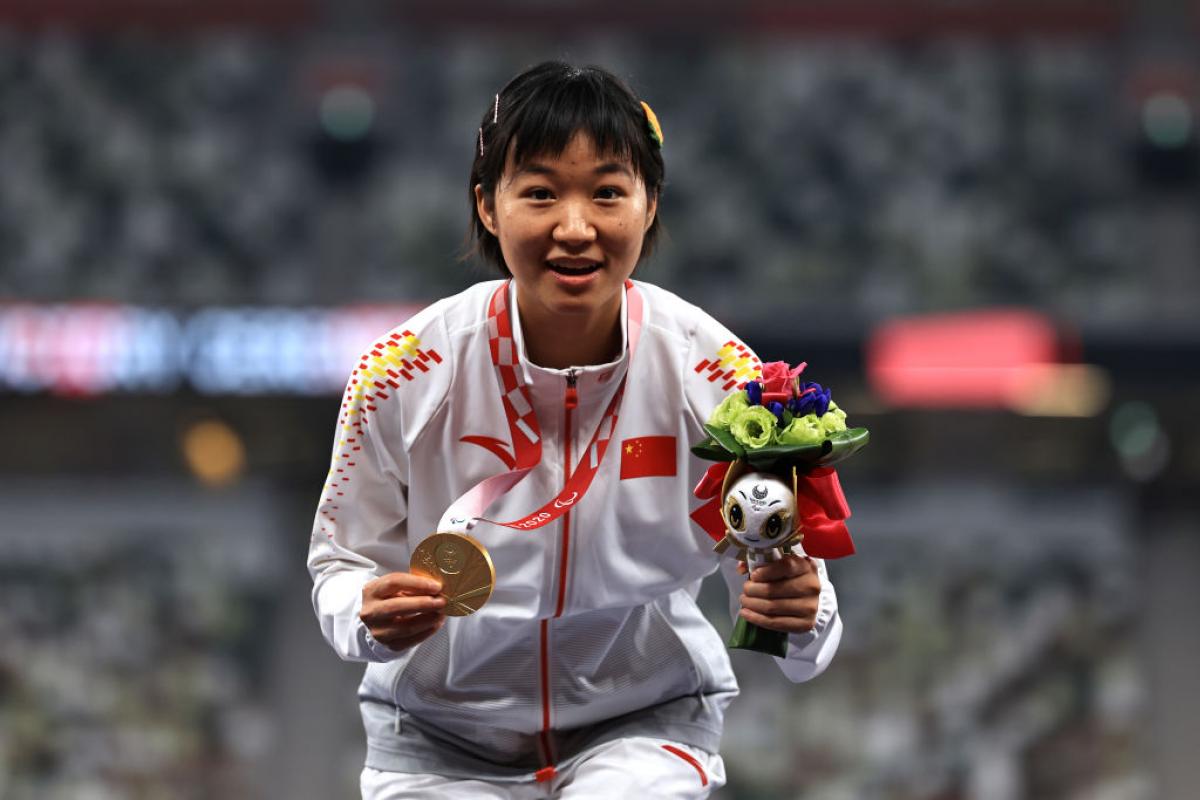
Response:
[475,184,498,236]
[644,190,658,233]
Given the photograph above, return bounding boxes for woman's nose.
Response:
[552,201,597,245]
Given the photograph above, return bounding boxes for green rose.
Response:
[777,413,824,446]
[729,405,778,449]
[819,402,848,436]
[707,389,751,430]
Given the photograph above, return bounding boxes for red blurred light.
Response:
[866,309,1061,409]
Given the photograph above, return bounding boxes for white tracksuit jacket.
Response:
[307,279,842,780]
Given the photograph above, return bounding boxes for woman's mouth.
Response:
[547,260,602,276]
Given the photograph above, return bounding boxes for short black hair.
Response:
[467,62,665,275]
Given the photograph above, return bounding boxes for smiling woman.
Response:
[474,132,657,368]
[307,60,844,800]
[468,62,665,270]
[468,63,664,369]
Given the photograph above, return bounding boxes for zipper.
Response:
[537,368,579,774]
[564,368,579,410]
[556,368,577,618]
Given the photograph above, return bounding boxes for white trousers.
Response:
[360,737,726,799]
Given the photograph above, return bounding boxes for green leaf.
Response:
[761,442,826,459]
[815,427,870,467]
[751,427,870,474]
[704,423,745,459]
[693,425,870,470]
[690,437,736,462]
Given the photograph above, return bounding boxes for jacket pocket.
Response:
[547,598,708,731]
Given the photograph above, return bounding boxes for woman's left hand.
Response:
[737,555,822,634]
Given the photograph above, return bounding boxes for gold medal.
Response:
[409,532,496,616]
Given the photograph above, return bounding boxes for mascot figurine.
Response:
[719,467,801,569]
[691,361,869,657]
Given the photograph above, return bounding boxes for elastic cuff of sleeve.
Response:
[362,625,401,661]
[352,590,402,662]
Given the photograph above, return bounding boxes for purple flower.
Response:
[745,381,762,405]
[792,381,833,417]
[768,401,785,422]
[814,387,831,416]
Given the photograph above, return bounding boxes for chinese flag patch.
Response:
[619,436,677,480]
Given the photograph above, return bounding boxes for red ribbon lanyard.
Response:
[438,280,644,533]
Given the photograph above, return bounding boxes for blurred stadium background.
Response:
[1,2,1198,798]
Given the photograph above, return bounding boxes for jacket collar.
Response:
[508,282,630,399]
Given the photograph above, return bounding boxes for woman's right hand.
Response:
[360,572,447,652]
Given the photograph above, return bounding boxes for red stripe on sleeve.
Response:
[661,744,708,787]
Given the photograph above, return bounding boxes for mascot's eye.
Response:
[764,513,785,539]
[726,499,745,531]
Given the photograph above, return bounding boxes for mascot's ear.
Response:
[720,459,752,500]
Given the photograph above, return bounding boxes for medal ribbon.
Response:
[439,280,644,533]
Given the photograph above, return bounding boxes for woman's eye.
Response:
[527,188,553,201]
[595,186,622,200]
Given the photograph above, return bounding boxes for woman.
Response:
[308,61,842,799]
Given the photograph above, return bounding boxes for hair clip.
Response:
[478,127,485,157]
[493,93,499,124]
[640,101,664,149]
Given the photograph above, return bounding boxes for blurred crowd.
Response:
[0,33,1166,326]
[0,490,281,799]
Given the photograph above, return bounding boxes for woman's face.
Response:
[475,132,657,328]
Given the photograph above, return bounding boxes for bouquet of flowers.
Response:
[692,360,869,472]
[691,361,868,657]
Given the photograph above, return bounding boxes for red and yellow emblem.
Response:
[693,340,762,392]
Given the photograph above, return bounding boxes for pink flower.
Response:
[759,361,807,402]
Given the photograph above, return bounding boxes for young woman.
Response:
[308,61,842,799]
